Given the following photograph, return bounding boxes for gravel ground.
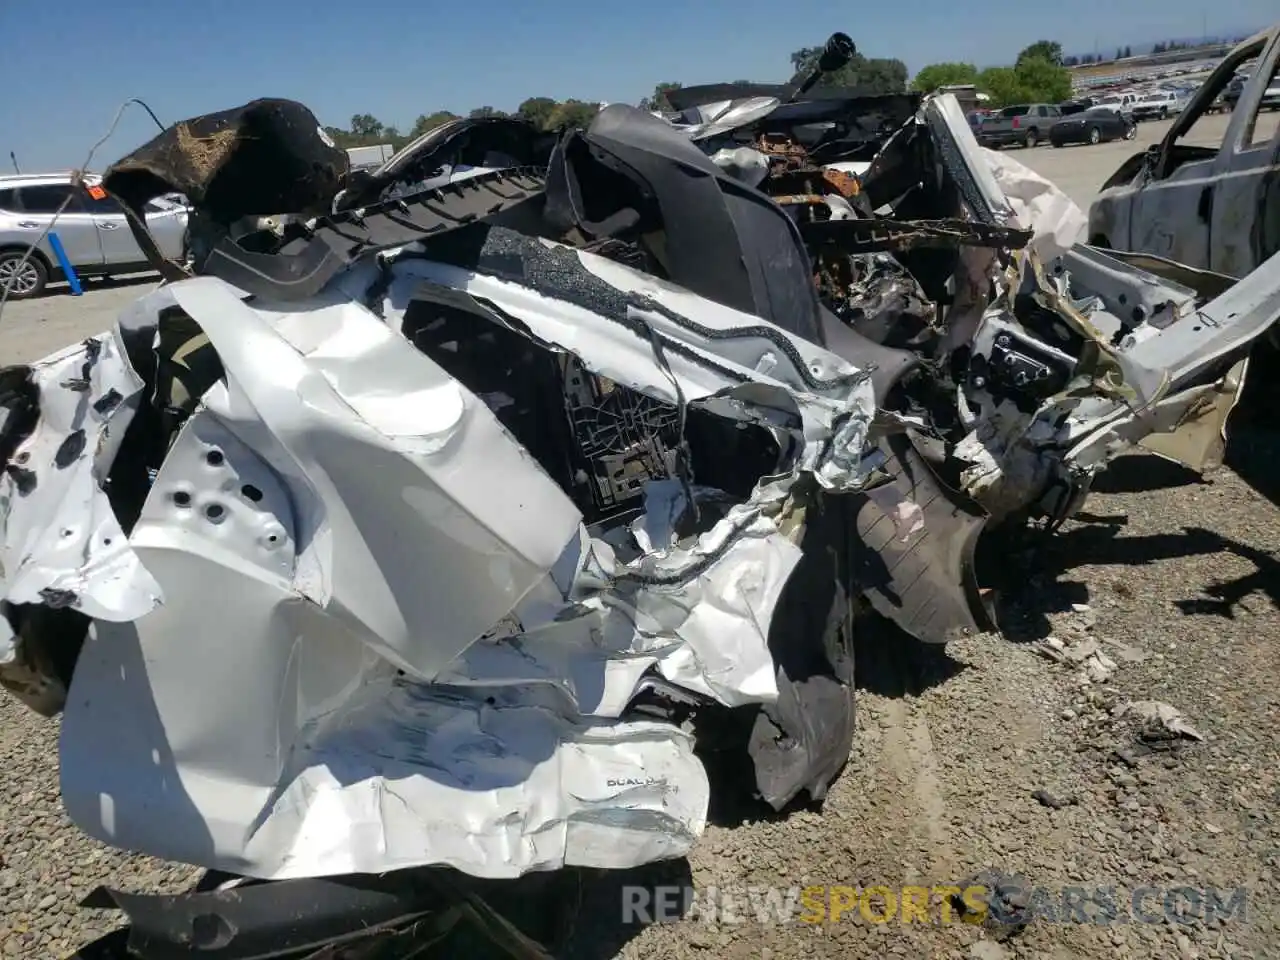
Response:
[1,119,1278,959]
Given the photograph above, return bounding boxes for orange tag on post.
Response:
[87,185,107,200]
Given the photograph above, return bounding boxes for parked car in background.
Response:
[1131,90,1183,121]
[1049,107,1137,146]
[977,103,1062,148]
[1092,92,1139,117]
[1260,74,1280,109]
[1058,99,1092,116]
[346,144,396,172]
[966,109,993,135]
[1089,23,1280,279]
[1218,67,1280,112]
[1222,73,1248,110]
[0,173,189,299]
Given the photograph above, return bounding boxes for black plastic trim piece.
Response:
[203,168,547,300]
[79,876,444,959]
[848,433,996,643]
[801,217,1032,254]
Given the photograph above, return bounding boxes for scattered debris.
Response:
[1083,650,1118,683]
[1112,699,1207,766]
[1101,637,1150,663]
[951,870,1033,939]
[1031,788,1077,809]
[1115,700,1206,742]
[1059,636,1098,662]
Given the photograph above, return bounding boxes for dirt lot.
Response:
[0,117,1278,959]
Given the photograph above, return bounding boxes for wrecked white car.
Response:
[2,33,1279,959]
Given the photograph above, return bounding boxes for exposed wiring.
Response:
[0,98,164,326]
[127,98,166,133]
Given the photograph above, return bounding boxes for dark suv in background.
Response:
[977,103,1063,148]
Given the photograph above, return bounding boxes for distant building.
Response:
[345,144,395,171]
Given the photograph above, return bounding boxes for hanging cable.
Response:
[0,98,167,324]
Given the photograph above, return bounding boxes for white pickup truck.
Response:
[1091,92,1138,118]
[1130,90,1183,121]
[1089,23,1280,279]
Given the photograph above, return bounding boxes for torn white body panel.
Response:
[0,336,160,621]
[64,618,710,879]
[161,277,584,681]
[439,499,800,714]
[15,239,876,881]
[669,97,780,141]
[982,148,1087,262]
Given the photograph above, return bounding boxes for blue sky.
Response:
[2,0,1271,171]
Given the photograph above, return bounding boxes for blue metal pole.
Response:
[47,232,83,296]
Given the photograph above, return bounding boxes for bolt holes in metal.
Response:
[241,484,263,503]
[206,449,225,467]
[172,491,192,508]
[205,503,226,523]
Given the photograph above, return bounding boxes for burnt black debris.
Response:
[4,464,36,496]
[54,430,86,469]
[91,389,124,415]
[36,587,78,609]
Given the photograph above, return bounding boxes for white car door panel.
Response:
[82,188,146,267]
[15,184,105,270]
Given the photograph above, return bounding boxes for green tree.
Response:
[789,45,908,95]
[639,82,682,112]
[911,62,979,93]
[977,54,1072,107]
[517,97,559,130]
[1014,56,1073,103]
[349,113,383,138]
[1015,40,1063,67]
[977,66,1025,106]
[323,125,354,148]
[546,99,601,130]
[468,106,506,119]
[410,111,460,138]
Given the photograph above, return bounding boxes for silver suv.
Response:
[0,172,188,299]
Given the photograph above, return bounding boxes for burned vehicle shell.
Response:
[3,39,1280,957]
[1087,23,1280,278]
